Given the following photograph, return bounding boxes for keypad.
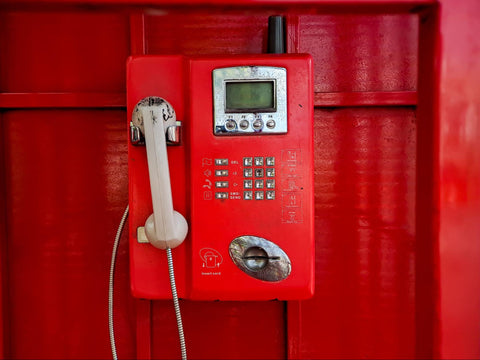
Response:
[242,156,276,200]
[213,156,276,201]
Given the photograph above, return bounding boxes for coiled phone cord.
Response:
[109,205,187,360]
[109,205,129,360]
[166,248,187,360]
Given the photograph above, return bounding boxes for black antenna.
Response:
[267,15,285,54]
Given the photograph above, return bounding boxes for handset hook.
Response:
[132,97,188,249]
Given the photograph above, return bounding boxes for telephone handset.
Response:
[131,97,187,249]
[127,54,314,300]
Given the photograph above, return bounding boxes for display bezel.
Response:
[212,65,287,135]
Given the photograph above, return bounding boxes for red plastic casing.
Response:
[127,54,314,300]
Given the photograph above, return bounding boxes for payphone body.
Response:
[127,54,314,300]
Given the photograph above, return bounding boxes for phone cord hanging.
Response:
[167,248,187,360]
[109,205,129,360]
[108,205,187,360]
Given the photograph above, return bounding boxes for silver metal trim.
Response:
[213,66,287,135]
[229,235,291,282]
[131,97,182,146]
[130,121,143,145]
[166,121,182,145]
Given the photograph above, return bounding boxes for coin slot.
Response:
[243,247,269,270]
[242,246,281,271]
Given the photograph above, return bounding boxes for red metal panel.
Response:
[0,93,125,109]
[415,6,439,358]
[314,91,417,107]
[151,300,286,359]
[0,6,425,360]
[0,12,129,92]
[144,11,419,94]
[0,0,436,8]
[130,14,146,56]
[289,107,417,358]
[2,110,135,359]
[135,300,152,359]
[438,0,480,358]
[297,14,418,93]
[145,11,270,55]
[2,2,477,359]
[0,113,6,357]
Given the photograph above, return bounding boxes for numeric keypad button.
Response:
[254,157,264,166]
[243,157,253,166]
[215,192,228,199]
[266,157,275,166]
[266,179,275,189]
[244,180,253,189]
[266,168,275,177]
[255,191,264,200]
[215,169,228,177]
[254,168,264,178]
[266,191,275,200]
[244,191,253,200]
[215,159,228,166]
[215,181,228,188]
[254,180,264,189]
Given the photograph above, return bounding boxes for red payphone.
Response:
[127,54,314,300]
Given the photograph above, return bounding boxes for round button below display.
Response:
[239,120,249,130]
[252,119,264,131]
[266,119,276,129]
[225,120,237,131]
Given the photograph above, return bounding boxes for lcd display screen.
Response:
[225,81,275,112]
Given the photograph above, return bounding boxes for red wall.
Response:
[0,1,478,359]
[438,0,480,358]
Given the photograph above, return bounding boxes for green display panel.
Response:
[225,81,275,111]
